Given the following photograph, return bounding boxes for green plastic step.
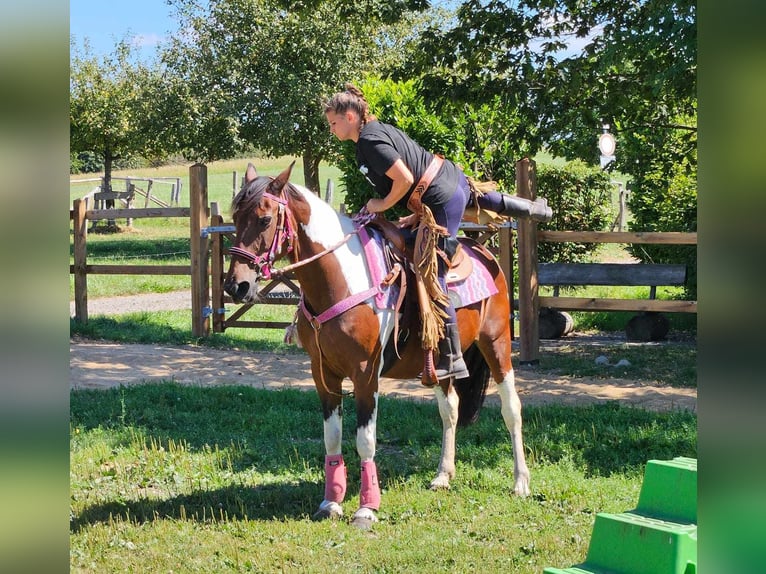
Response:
[543,458,698,574]
[636,457,697,524]
[583,512,697,574]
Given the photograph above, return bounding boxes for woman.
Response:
[324,84,551,381]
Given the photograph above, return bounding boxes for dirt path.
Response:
[70,290,696,412]
[70,341,696,412]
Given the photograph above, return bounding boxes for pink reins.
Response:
[228,192,381,320]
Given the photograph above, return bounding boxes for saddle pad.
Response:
[358,226,498,311]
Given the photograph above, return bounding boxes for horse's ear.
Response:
[269,161,295,194]
[245,163,258,184]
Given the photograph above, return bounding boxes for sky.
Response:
[69,0,177,60]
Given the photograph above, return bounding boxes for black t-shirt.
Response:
[356,121,460,209]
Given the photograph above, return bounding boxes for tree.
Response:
[163,0,428,192]
[410,0,697,292]
[411,0,696,170]
[70,40,163,195]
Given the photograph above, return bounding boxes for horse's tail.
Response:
[454,342,490,427]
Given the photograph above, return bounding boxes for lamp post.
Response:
[598,123,616,169]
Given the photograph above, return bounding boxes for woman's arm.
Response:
[365,158,414,213]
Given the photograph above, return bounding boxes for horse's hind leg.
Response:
[497,371,531,496]
[430,381,459,490]
[477,313,531,497]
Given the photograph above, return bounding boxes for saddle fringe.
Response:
[413,205,449,352]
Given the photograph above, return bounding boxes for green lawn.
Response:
[70,382,696,573]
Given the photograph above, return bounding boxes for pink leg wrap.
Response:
[324,454,347,503]
[360,460,381,510]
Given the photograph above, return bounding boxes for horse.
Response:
[223,162,530,529]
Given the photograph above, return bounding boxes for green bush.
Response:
[535,160,615,263]
[625,134,697,299]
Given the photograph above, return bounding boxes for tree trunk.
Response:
[302,152,321,195]
[103,148,116,227]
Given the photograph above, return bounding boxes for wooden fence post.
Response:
[516,158,540,365]
[73,198,88,324]
[209,202,225,334]
[190,164,210,337]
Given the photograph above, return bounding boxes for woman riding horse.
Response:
[324,84,551,382]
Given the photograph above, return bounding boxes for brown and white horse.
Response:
[224,162,530,529]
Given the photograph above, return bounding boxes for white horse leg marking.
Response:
[356,393,378,461]
[324,407,343,455]
[497,372,531,496]
[431,384,459,490]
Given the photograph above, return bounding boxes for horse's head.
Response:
[223,162,296,303]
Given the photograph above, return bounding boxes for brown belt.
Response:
[406,154,444,213]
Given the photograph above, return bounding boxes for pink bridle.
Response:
[228,192,295,280]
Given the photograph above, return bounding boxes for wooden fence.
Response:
[513,158,697,364]
[71,160,696,364]
[70,164,210,336]
[71,163,515,340]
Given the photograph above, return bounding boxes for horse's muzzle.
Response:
[223,278,256,303]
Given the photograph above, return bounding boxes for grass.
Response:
[70,156,346,212]
[70,382,696,573]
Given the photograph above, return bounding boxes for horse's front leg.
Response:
[430,381,459,490]
[350,387,381,530]
[312,378,347,522]
[498,372,531,496]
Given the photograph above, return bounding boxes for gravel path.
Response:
[70,289,193,317]
[69,291,697,412]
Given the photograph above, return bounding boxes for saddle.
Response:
[365,215,473,282]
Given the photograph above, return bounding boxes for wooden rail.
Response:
[535,261,696,314]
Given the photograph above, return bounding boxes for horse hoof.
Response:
[514,479,531,497]
[351,508,378,530]
[429,474,451,490]
[513,475,530,497]
[311,501,343,521]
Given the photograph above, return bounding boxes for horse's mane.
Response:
[230,176,271,219]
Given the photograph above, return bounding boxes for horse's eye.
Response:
[259,215,272,227]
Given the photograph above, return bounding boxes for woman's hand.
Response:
[365,198,388,213]
[397,213,418,228]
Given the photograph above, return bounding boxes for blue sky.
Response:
[70,0,177,60]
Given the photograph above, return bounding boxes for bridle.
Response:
[228,188,376,281]
[228,191,294,280]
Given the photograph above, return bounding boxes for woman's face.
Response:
[326,109,360,142]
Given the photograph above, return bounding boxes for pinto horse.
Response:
[224,162,530,529]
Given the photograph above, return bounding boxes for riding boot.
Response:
[434,323,470,380]
[498,195,553,222]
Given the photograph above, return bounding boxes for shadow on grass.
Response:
[70,481,322,532]
[70,383,697,531]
